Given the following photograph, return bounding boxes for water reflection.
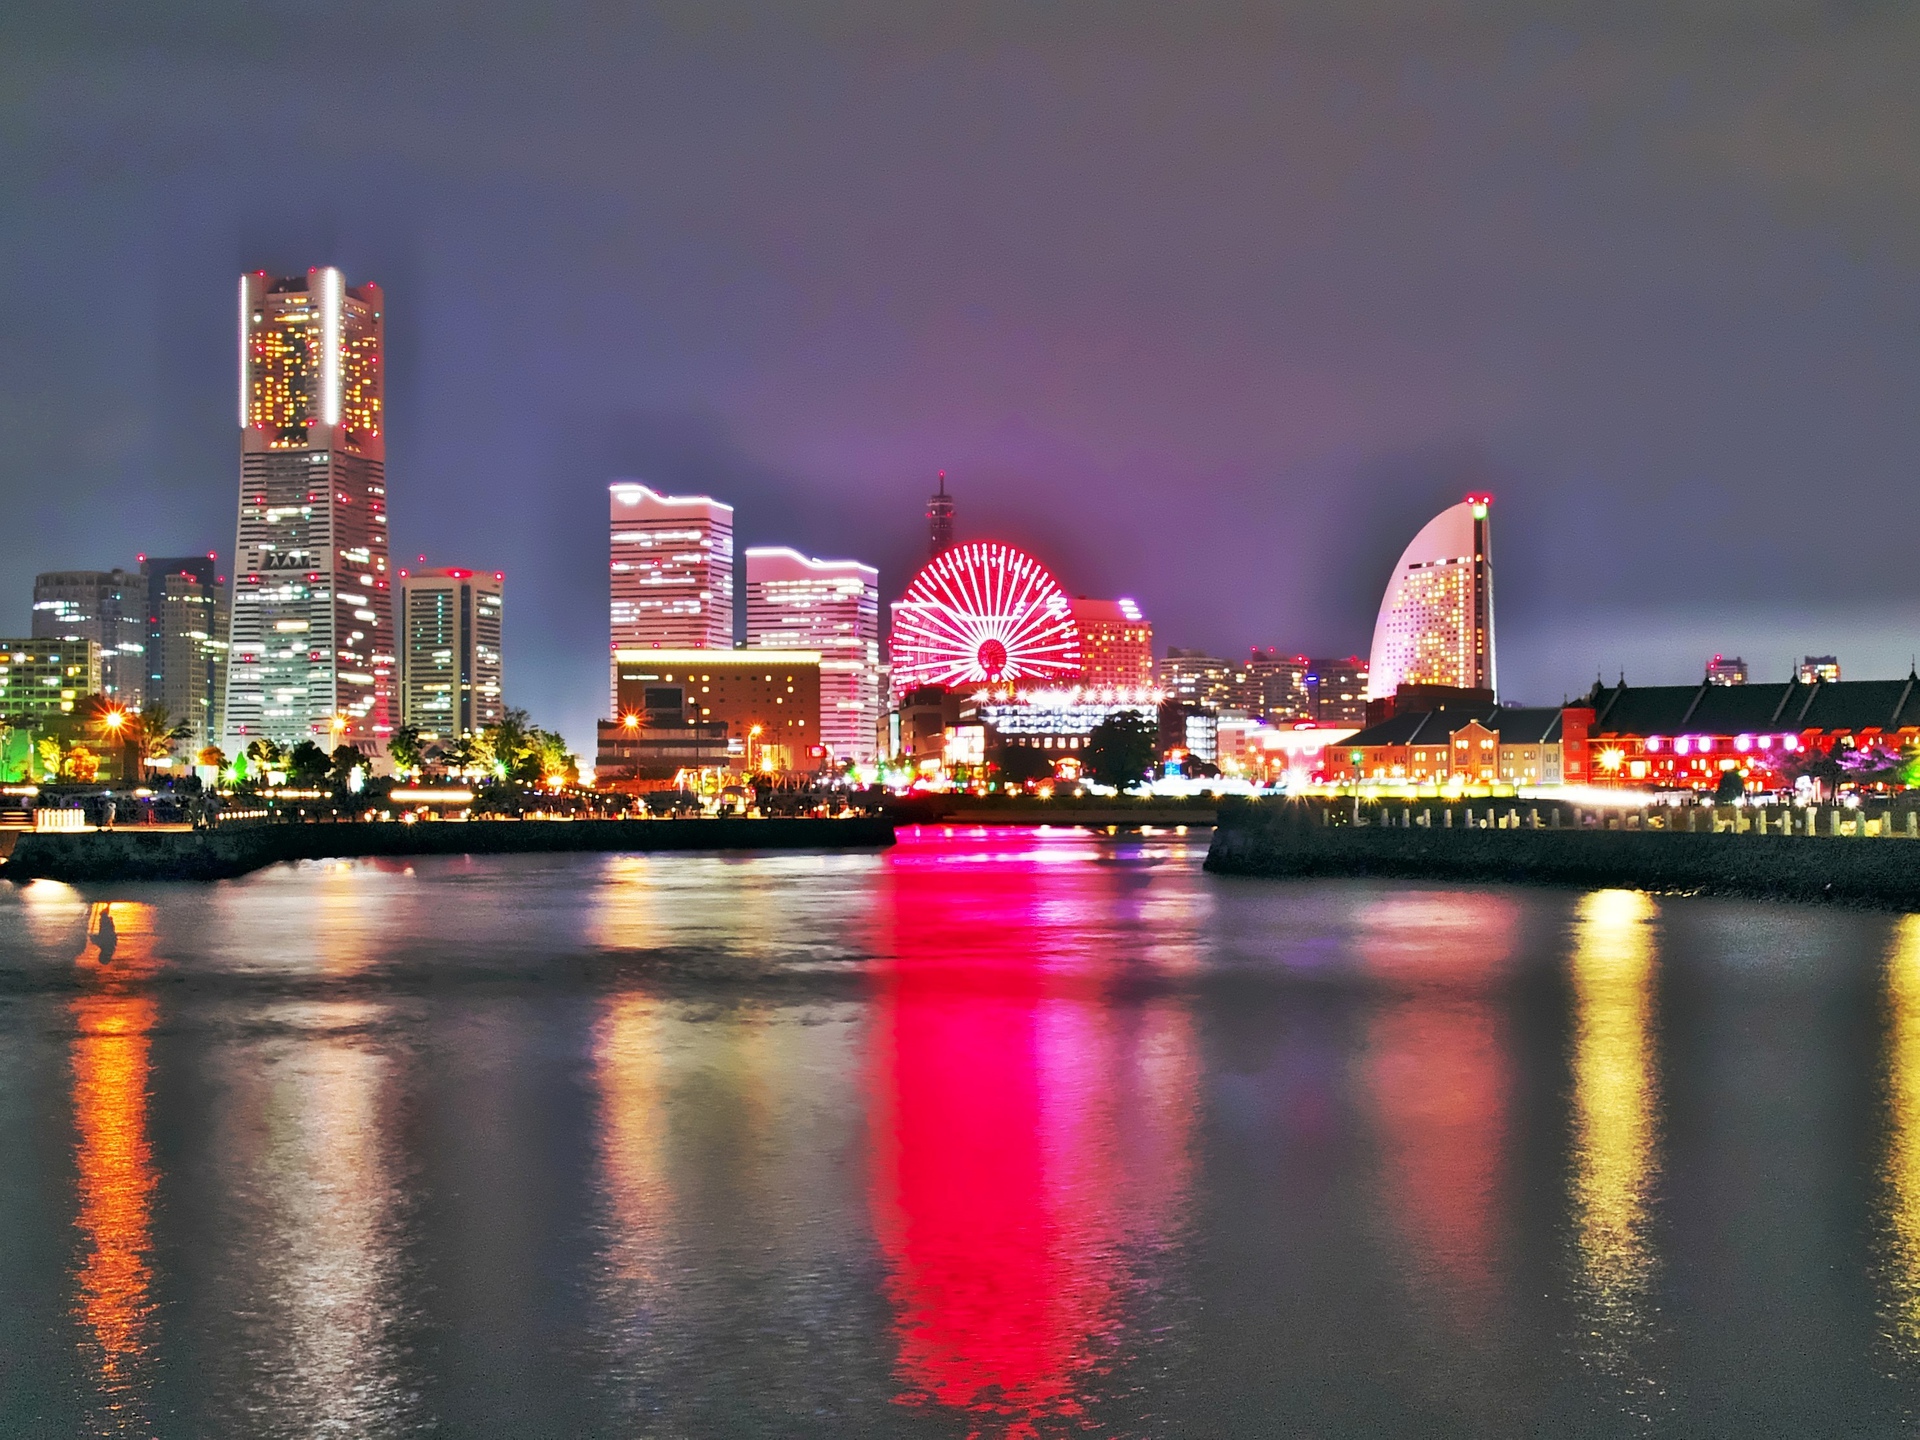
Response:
[69,902,160,1436]
[868,831,1198,1432]
[1568,889,1663,1389]
[1880,915,1920,1359]
[1359,893,1519,1330]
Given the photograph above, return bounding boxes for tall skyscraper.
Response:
[140,555,228,748]
[744,547,881,763]
[1069,598,1154,691]
[32,568,145,707]
[224,268,392,751]
[1367,494,1495,701]
[398,567,504,740]
[609,482,734,705]
[927,471,955,558]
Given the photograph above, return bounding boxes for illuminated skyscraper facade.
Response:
[609,482,734,705]
[1367,495,1495,701]
[398,568,504,740]
[224,268,392,750]
[32,568,145,707]
[744,547,880,763]
[1069,598,1154,691]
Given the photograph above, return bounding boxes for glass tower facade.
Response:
[224,269,392,751]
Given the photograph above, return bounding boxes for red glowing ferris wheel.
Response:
[890,541,1082,694]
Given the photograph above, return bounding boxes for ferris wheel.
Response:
[889,541,1082,694]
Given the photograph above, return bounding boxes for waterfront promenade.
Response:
[0,814,895,883]
[1207,797,1920,907]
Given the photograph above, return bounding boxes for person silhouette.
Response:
[93,905,117,964]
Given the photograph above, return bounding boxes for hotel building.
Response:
[1367,495,1495,702]
[1069,598,1154,692]
[398,568,504,740]
[744,547,880,764]
[224,268,393,751]
[32,568,145,708]
[608,483,734,705]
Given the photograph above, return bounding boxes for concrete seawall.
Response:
[2,815,896,884]
[1205,811,1920,909]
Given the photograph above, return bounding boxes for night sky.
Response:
[4,3,1917,750]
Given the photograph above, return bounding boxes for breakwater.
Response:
[1204,799,1920,908]
[1,815,895,884]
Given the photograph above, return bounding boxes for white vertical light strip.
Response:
[320,266,343,426]
[238,274,250,429]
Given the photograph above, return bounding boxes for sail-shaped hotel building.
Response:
[1366,494,1496,701]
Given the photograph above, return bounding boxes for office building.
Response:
[745,547,880,764]
[1069,598,1154,692]
[927,471,955,558]
[224,268,393,751]
[599,648,821,779]
[32,568,144,707]
[1161,649,1235,710]
[1367,494,1495,701]
[398,568,504,740]
[140,555,227,748]
[609,482,734,705]
[0,640,100,781]
[1306,655,1371,726]
[0,638,100,723]
[1799,656,1841,685]
[1232,648,1309,721]
[1706,654,1748,686]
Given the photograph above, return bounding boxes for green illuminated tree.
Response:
[287,740,331,785]
[387,723,425,777]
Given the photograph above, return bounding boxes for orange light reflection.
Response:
[69,902,161,1427]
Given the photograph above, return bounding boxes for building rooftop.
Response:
[1588,676,1920,736]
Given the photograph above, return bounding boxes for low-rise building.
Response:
[1584,675,1920,790]
[1331,704,1593,788]
[601,648,822,779]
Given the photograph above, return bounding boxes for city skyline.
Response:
[8,6,1917,756]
